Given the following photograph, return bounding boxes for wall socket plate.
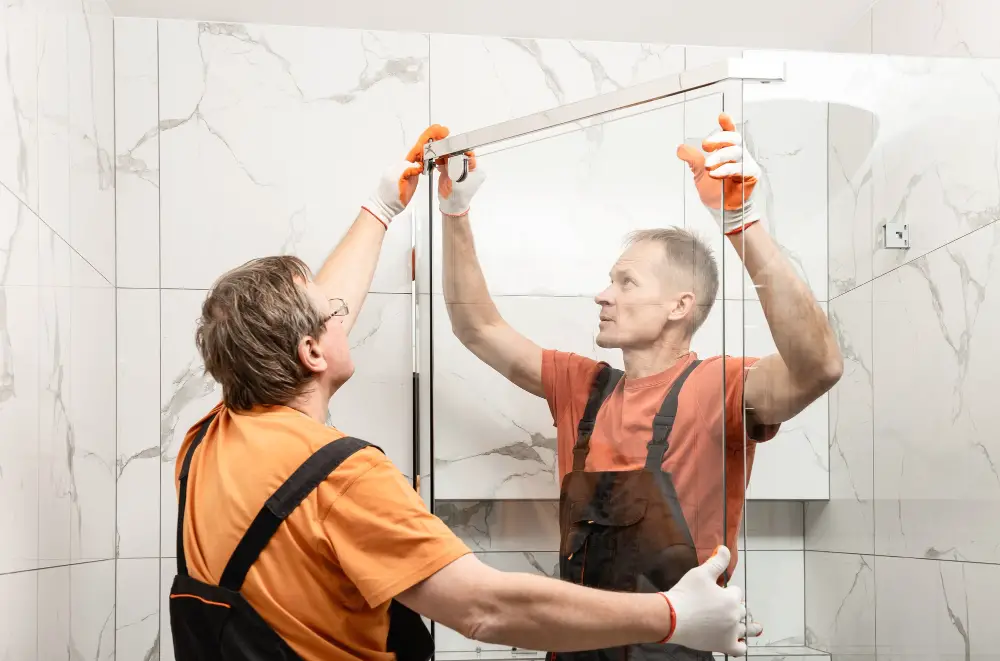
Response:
[884,221,909,249]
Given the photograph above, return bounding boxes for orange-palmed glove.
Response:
[676,113,761,235]
[437,151,485,217]
[363,124,450,229]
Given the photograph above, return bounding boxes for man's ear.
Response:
[297,335,327,375]
[668,292,697,323]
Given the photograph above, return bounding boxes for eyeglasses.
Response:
[327,298,349,321]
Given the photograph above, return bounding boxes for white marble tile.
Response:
[0,182,40,285]
[71,559,117,661]
[425,99,687,297]
[731,550,805,648]
[430,35,684,136]
[157,21,428,293]
[37,0,71,237]
[869,57,1000,279]
[435,551,558,655]
[694,299,831,501]
[35,221,115,567]
[424,35,688,297]
[437,500,560,552]
[67,0,115,282]
[0,286,40,574]
[873,555,987,661]
[117,288,161,558]
[827,8,872,54]
[741,502,803,551]
[329,293,413,475]
[828,100,874,297]
[872,0,1000,58]
[0,0,38,211]
[161,557,176,661]
[159,288,217,557]
[804,552,874,661]
[806,284,873,554]
[429,294,621,500]
[114,17,160,288]
[873,222,1000,563]
[37,563,71,659]
[69,273,116,563]
[0,570,38,660]
[117,558,161,661]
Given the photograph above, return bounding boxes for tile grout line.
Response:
[156,15,164,656]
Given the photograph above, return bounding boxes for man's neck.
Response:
[287,386,335,424]
[622,340,692,380]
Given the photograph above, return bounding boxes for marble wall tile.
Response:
[828,103,874,298]
[741,502,803,551]
[67,0,115,282]
[117,288,161,558]
[117,558,161,661]
[0,570,38,660]
[0,0,38,211]
[805,283,873,554]
[434,551,558,655]
[437,500,560,552]
[872,0,1000,58]
[804,552,875,660]
[71,558,117,660]
[157,20,429,293]
[423,35,688,298]
[730,550,805,648]
[114,17,160,289]
[873,222,1000,563]
[160,558,176,661]
[160,289,415,555]
[0,190,41,574]
[37,563,71,659]
[33,221,115,568]
[37,0,70,237]
[873,555,1000,660]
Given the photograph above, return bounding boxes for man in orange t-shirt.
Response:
[169,125,758,661]
[439,114,843,649]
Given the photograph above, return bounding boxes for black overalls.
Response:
[169,414,434,661]
[552,361,713,661]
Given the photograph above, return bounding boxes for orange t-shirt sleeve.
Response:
[323,457,471,608]
[541,349,603,423]
[724,356,781,446]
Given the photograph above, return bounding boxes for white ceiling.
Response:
[106,0,878,51]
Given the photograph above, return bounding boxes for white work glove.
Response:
[659,545,753,656]
[437,151,486,217]
[676,113,761,236]
[363,125,450,229]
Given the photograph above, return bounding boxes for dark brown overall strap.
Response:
[644,359,702,471]
[573,364,624,471]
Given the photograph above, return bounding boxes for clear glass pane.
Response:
[422,80,742,658]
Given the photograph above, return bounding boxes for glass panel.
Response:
[421,81,740,658]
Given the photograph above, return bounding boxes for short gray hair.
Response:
[625,227,719,333]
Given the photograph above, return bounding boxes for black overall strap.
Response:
[218,436,382,592]
[176,413,219,576]
[573,364,624,471]
[644,359,702,471]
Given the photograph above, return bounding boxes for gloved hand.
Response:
[676,113,761,235]
[659,545,750,656]
[437,151,486,217]
[363,124,450,229]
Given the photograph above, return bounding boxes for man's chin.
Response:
[595,333,620,349]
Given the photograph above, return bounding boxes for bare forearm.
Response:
[473,571,668,651]
[729,223,841,381]
[441,212,503,340]
[314,209,386,335]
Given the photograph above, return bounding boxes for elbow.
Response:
[817,351,844,393]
